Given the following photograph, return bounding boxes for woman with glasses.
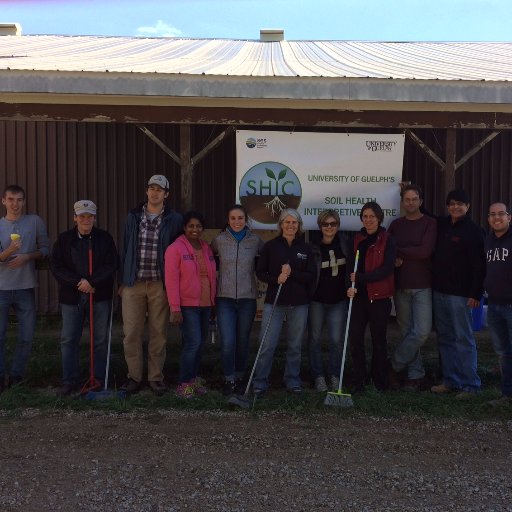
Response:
[308,209,350,392]
[347,202,396,394]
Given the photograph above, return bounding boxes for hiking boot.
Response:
[234,378,246,395]
[56,383,78,397]
[190,377,207,395]
[148,380,167,397]
[431,383,453,394]
[120,378,141,395]
[487,395,512,407]
[329,375,340,392]
[176,382,195,399]
[402,378,423,391]
[388,362,402,391]
[314,376,328,392]
[455,390,477,400]
[222,380,235,396]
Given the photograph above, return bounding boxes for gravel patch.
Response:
[0,410,511,511]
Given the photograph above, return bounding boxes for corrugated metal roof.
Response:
[1,35,511,80]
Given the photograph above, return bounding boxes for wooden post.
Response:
[180,124,192,212]
[443,128,457,208]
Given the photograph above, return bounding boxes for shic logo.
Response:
[366,140,397,151]
[239,161,302,224]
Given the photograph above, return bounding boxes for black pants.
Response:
[349,295,392,391]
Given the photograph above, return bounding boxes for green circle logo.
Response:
[239,161,302,224]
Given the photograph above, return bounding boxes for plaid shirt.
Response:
[136,205,163,281]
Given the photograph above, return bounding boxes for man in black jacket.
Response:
[431,189,485,399]
[50,200,118,396]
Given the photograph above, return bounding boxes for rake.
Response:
[324,250,359,408]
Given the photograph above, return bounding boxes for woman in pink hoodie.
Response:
[164,211,216,398]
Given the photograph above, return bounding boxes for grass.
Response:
[0,314,511,421]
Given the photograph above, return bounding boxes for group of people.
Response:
[0,178,511,407]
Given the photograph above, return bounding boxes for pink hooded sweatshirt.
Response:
[164,234,216,312]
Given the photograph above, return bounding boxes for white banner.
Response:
[236,131,405,231]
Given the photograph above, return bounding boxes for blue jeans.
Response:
[487,302,512,397]
[217,297,257,381]
[60,296,111,386]
[253,304,308,391]
[308,300,347,379]
[392,288,432,379]
[0,288,36,378]
[179,306,210,383]
[433,291,481,392]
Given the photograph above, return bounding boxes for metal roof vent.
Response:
[0,23,22,36]
[260,29,284,42]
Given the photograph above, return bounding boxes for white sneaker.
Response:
[314,376,327,392]
[330,375,340,392]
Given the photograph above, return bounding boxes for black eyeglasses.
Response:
[321,222,339,228]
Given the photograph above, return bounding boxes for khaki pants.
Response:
[121,280,169,383]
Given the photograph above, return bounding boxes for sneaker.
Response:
[190,377,207,396]
[253,387,266,398]
[7,376,24,388]
[148,381,167,397]
[176,382,195,399]
[314,376,328,392]
[287,386,303,394]
[329,375,340,392]
[487,395,512,407]
[431,383,453,394]
[222,380,235,396]
[120,378,141,395]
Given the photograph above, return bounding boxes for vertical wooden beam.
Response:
[443,128,457,205]
[180,124,192,212]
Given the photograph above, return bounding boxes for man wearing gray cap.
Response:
[120,175,182,395]
[50,200,118,397]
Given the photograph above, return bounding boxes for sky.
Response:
[0,0,511,42]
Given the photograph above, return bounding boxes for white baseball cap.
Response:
[147,175,169,190]
[74,200,97,216]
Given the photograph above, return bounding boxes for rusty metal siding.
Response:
[2,120,512,312]
[0,120,181,313]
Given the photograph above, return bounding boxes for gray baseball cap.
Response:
[147,175,169,190]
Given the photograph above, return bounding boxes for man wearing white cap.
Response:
[50,200,118,397]
[120,175,182,395]
[0,184,49,392]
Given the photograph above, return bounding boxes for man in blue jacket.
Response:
[484,202,512,407]
[119,175,182,396]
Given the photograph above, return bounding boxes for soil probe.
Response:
[228,282,283,409]
[324,250,359,408]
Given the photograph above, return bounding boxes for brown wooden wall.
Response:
[1,121,510,312]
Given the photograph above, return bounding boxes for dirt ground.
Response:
[0,409,511,512]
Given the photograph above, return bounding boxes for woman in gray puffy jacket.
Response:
[211,205,264,396]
